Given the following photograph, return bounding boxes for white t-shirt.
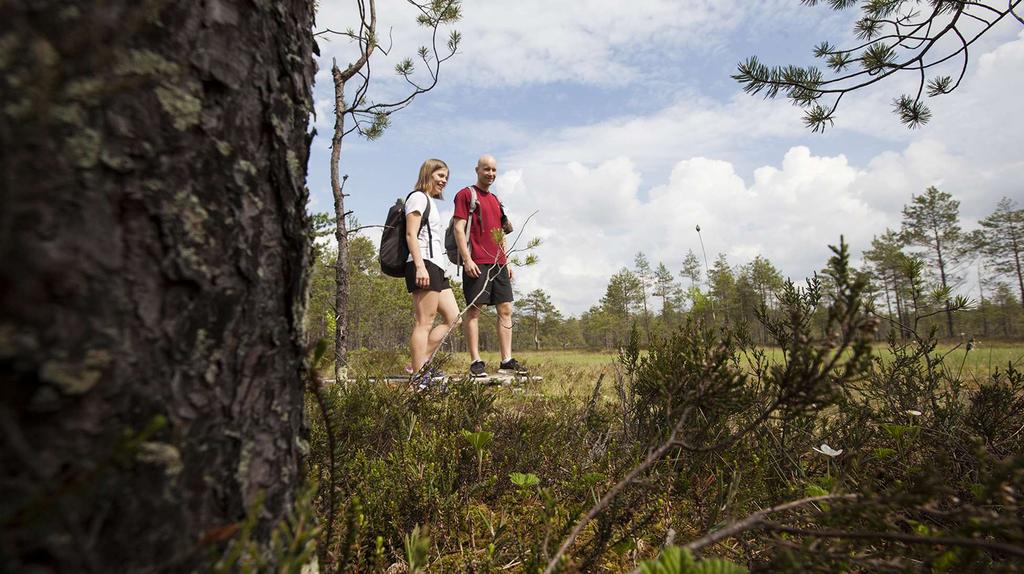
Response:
[404,191,447,271]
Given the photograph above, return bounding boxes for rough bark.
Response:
[1,1,316,571]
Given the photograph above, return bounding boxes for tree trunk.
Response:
[1,1,315,571]
[1013,236,1024,310]
[933,232,955,337]
[891,270,907,340]
[331,68,349,383]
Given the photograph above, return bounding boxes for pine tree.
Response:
[974,197,1024,309]
[901,186,966,337]
[653,262,681,319]
[734,1,1024,130]
[633,252,654,336]
[2,1,315,569]
[863,229,911,338]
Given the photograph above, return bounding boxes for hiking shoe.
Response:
[412,367,446,391]
[498,358,528,375]
[469,360,488,379]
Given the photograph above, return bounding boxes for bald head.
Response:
[475,154,497,190]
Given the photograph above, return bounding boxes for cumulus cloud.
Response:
[499,147,888,314]
[496,29,1024,315]
[313,0,833,90]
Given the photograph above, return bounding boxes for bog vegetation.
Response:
[274,224,1024,572]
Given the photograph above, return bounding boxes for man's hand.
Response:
[464,261,481,278]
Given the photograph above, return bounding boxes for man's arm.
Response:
[453,217,480,278]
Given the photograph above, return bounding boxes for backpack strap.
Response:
[466,185,482,238]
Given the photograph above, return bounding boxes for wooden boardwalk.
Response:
[324,374,543,386]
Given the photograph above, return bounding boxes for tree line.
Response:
[308,189,1023,356]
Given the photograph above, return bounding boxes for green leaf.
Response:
[509,472,539,488]
[460,429,493,451]
[691,558,749,574]
[873,447,896,458]
[312,338,329,366]
[804,484,829,498]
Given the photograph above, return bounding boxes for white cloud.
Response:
[496,28,1024,315]
[313,0,833,90]
[502,147,890,315]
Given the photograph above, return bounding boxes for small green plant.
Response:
[404,524,430,573]
[510,472,540,489]
[639,546,747,574]
[461,429,494,481]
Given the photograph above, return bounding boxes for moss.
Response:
[270,114,289,140]
[115,49,180,77]
[287,150,301,185]
[236,440,253,492]
[31,38,59,70]
[0,324,18,359]
[215,140,233,156]
[63,78,105,100]
[3,98,32,119]
[137,442,184,476]
[58,6,81,21]
[100,149,135,172]
[51,103,84,125]
[155,84,202,130]
[204,350,223,385]
[66,128,102,169]
[173,190,210,237]
[39,348,111,395]
[0,33,21,71]
[164,191,213,277]
[233,159,257,188]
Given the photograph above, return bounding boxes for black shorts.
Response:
[405,260,451,293]
[463,264,514,307]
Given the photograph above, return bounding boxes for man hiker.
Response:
[453,155,527,378]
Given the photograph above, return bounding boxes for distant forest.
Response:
[308,189,1023,354]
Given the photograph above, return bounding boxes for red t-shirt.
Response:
[453,185,507,265]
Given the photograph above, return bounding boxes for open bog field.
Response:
[459,342,1024,398]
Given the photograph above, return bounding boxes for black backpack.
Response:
[444,187,478,265]
[380,191,431,277]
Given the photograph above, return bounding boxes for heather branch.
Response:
[542,407,696,574]
[760,523,1024,559]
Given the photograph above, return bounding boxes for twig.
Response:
[542,407,694,574]
[760,523,1024,559]
[684,495,858,552]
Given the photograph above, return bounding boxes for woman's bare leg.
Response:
[410,289,439,371]
[426,288,461,359]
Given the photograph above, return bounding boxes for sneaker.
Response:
[469,360,488,379]
[498,358,528,375]
[412,367,446,391]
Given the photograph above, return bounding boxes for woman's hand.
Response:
[416,264,430,288]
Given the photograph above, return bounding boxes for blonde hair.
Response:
[413,159,449,199]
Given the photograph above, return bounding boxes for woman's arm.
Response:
[405,211,430,288]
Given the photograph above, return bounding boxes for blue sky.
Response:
[308,1,1024,315]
